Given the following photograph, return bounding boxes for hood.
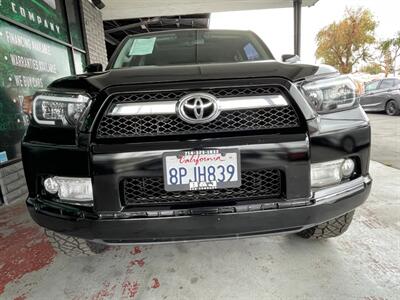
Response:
[48,60,325,92]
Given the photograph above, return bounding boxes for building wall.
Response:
[81,0,108,68]
[0,162,28,205]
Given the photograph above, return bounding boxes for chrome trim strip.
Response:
[218,95,288,111]
[109,101,176,116]
[313,175,371,204]
[108,95,288,116]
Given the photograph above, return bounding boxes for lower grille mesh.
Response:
[122,169,282,206]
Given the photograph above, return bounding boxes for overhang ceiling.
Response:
[101,0,319,21]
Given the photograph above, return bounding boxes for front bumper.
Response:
[27,175,371,244]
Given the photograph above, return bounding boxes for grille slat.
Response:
[96,86,300,139]
[122,169,282,206]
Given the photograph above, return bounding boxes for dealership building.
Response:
[0,0,317,205]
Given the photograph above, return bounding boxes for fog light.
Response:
[311,159,344,188]
[44,176,93,205]
[44,177,59,194]
[341,158,355,178]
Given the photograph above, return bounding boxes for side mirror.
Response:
[85,63,103,73]
[282,54,300,63]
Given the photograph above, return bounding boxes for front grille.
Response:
[96,86,300,139]
[122,169,282,206]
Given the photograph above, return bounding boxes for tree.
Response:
[360,63,383,75]
[376,33,400,77]
[315,8,377,74]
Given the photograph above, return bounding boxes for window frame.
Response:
[0,0,87,75]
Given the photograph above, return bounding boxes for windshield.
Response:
[112,30,273,69]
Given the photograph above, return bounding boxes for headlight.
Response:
[33,93,90,126]
[300,76,357,113]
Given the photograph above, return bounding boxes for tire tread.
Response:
[297,210,355,239]
[45,229,107,256]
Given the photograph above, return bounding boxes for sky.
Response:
[210,0,400,65]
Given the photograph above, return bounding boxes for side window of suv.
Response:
[365,80,380,92]
[379,79,395,90]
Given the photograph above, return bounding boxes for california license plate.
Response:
[163,149,241,192]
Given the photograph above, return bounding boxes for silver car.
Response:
[360,78,400,115]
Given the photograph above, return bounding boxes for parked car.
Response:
[360,78,400,115]
[22,29,372,256]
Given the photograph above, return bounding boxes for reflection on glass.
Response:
[73,51,87,74]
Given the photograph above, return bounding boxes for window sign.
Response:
[129,38,157,56]
[0,0,69,42]
[0,19,72,161]
[0,151,8,163]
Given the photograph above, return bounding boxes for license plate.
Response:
[163,149,241,192]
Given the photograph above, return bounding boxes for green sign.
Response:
[0,0,68,42]
[0,18,72,161]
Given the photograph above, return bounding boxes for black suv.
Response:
[22,30,372,256]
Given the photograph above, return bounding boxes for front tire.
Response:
[297,210,355,239]
[45,229,107,256]
[385,100,399,116]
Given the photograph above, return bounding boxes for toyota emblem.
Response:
[177,93,220,124]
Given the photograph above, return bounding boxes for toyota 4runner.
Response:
[22,29,372,256]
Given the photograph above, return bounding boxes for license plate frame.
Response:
[162,149,241,192]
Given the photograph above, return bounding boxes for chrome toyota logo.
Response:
[177,93,220,124]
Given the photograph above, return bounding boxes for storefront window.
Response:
[0,0,87,163]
